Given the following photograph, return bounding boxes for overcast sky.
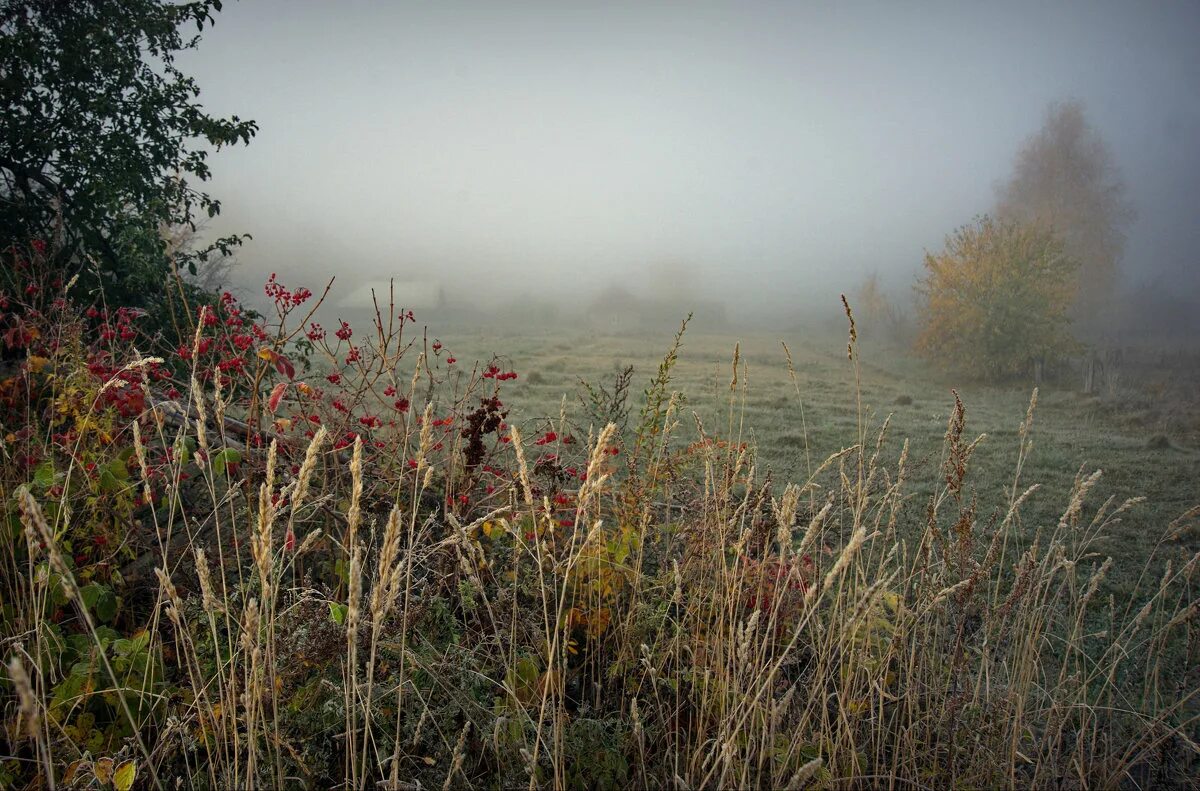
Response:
[179,0,1200,318]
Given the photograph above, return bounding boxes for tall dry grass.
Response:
[3,301,1198,790]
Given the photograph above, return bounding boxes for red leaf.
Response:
[268,382,288,413]
[274,354,295,380]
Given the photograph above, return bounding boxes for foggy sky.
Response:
[179,1,1200,321]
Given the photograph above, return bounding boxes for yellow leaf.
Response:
[113,759,137,791]
[28,355,49,373]
[94,757,114,784]
[257,348,276,362]
[422,756,436,766]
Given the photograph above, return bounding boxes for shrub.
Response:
[917,215,1079,380]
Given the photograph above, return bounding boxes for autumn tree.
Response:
[995,100,1134,338]
[917,216,1078,380]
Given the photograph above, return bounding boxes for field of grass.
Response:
[444,326,1200,590]
[4,290,1198,789]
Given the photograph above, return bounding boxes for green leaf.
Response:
[80,583,102,609]
[98,468,119,493]
[328,602,347,626]
[33,462,55,489]
[107,458,130,481]
[211,448,242,477]
[94,588,118,623]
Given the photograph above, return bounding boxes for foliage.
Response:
[917,215,1080,380]
[995,100,1135,336]
[0,0,256,313]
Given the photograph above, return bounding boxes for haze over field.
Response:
[179,1,1200,326]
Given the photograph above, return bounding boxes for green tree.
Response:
[916,216,1079,380]
[0,0,255,311]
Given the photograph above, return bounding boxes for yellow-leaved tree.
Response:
[917,216,1079,380]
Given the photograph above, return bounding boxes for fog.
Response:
[178,0,1200,330]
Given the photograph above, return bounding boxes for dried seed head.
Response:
[773,483,801,553]
[154,567,183,613]
[18,489,72,597]
[7,655,39,737]
[291,426,327,520]
[194,548,219,614]
[347,544,363,634]
[192,307,208,360]
[296,528,323,556]
[347,435,364,548]
[510,425,534,507]
[416,401,434,465]
[131,421,151,502]
[442,721,471,791]
[241,598,260,652]
[841,294,857,356]
[730,342,740,391]
[371,507,404,621]
[191,376,208,454]
[786,757,824,790]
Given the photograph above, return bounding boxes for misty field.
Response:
[445,327,1200,574]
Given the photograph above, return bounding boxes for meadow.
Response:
[443,326,1200,587]
[2,282,1198,789]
